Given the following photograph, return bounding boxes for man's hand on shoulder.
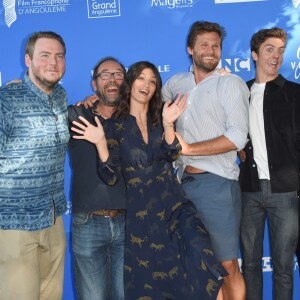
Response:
[6,79,22,85]
[76,93,99,108]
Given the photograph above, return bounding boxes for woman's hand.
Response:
[71,116,105,146]
[162,93,188,126]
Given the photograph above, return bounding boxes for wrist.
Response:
[163,122,174,128]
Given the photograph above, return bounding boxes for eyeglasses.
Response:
[95,72,125,80]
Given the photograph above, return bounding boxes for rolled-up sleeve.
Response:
[217,76,249,150]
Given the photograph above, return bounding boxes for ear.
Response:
[25,54,31,68]
[187,46,193,56]
[251,51,258,62]
[91,79,97,92]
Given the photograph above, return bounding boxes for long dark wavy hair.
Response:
[114,61,163,127]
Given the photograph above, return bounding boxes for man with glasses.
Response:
[68,57,127,300]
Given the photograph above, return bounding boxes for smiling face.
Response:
[130,68,157,107]
[188,31,221,74]
[25,37,66,94]
[252,37,285,82]
[92,60,124,107]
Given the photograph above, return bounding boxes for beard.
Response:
[96,82,121,107]
[194,55,220,73]
[96,90,119,107]
[30,64,64,91]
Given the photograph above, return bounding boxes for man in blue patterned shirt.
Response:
[0,31,69,300]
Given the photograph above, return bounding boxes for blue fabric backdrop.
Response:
[1,0,299,298]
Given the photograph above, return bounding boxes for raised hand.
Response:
[71,116,106,146]
[162,93,188,126]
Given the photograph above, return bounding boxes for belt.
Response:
[184,165,208,174]
[91,209,125,218]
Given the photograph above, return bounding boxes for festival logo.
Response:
[87,0,121,18]
[292,0,300,8]
[2,0,71,28]
[239,257,299,273]
[215,0,266,3]
[290,46,300,80]
[150,0,194,9]
[218,57,251,73]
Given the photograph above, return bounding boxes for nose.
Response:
[49,56,57,65]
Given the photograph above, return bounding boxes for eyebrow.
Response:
[99,68,123,72]
[39,51,65,55]
[264,43,285,49]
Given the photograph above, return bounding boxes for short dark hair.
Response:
[92,56,126,79]
[115,61,162,127]
[187,21,226,49]
[25,31,66,58]
[250,27,287,54]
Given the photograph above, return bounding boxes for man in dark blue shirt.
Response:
[68,57,126,300]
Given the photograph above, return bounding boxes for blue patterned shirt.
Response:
[0,74,69,231]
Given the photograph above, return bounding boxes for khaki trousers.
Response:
[0,216,66,300]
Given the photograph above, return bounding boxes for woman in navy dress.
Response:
[72,61,227,300]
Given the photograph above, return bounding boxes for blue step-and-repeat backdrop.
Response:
[1,0,300,299]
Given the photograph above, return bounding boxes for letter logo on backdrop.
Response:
[87,0,121,18]
[3,0,17,27]
[215,0,267,3]
[2,0,71,27]
[292,0,300,8]
[151,0,194,9]
[290,46,300,80]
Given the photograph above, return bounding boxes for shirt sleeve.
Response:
[217,75,250,151]
[97,120,122,186]
[162,77,175,102]
[161,134,182,163]
[0,94,11,157]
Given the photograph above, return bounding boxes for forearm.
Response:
[163,122,176,145]
[95,140,109,162]
[182,135,237,156]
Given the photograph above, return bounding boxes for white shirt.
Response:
[249,82,270,179]
[162,71,249,180]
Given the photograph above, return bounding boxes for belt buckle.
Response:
[103,210,111,218]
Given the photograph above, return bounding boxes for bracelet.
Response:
[163,123,174,128]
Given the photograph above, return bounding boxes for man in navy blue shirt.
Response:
[68,57,127,300]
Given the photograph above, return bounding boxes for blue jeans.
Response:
[72,212,125,300]
[240,180,298,300]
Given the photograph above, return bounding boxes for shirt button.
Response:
[252,164,256,168]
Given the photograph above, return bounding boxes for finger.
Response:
[83,101,89,109]
[71,127,85,135]
[95,116,101,127]
[173,93,183,105]
[72,121,87,130]
[72,135,85,140]
[78,116,93,127]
